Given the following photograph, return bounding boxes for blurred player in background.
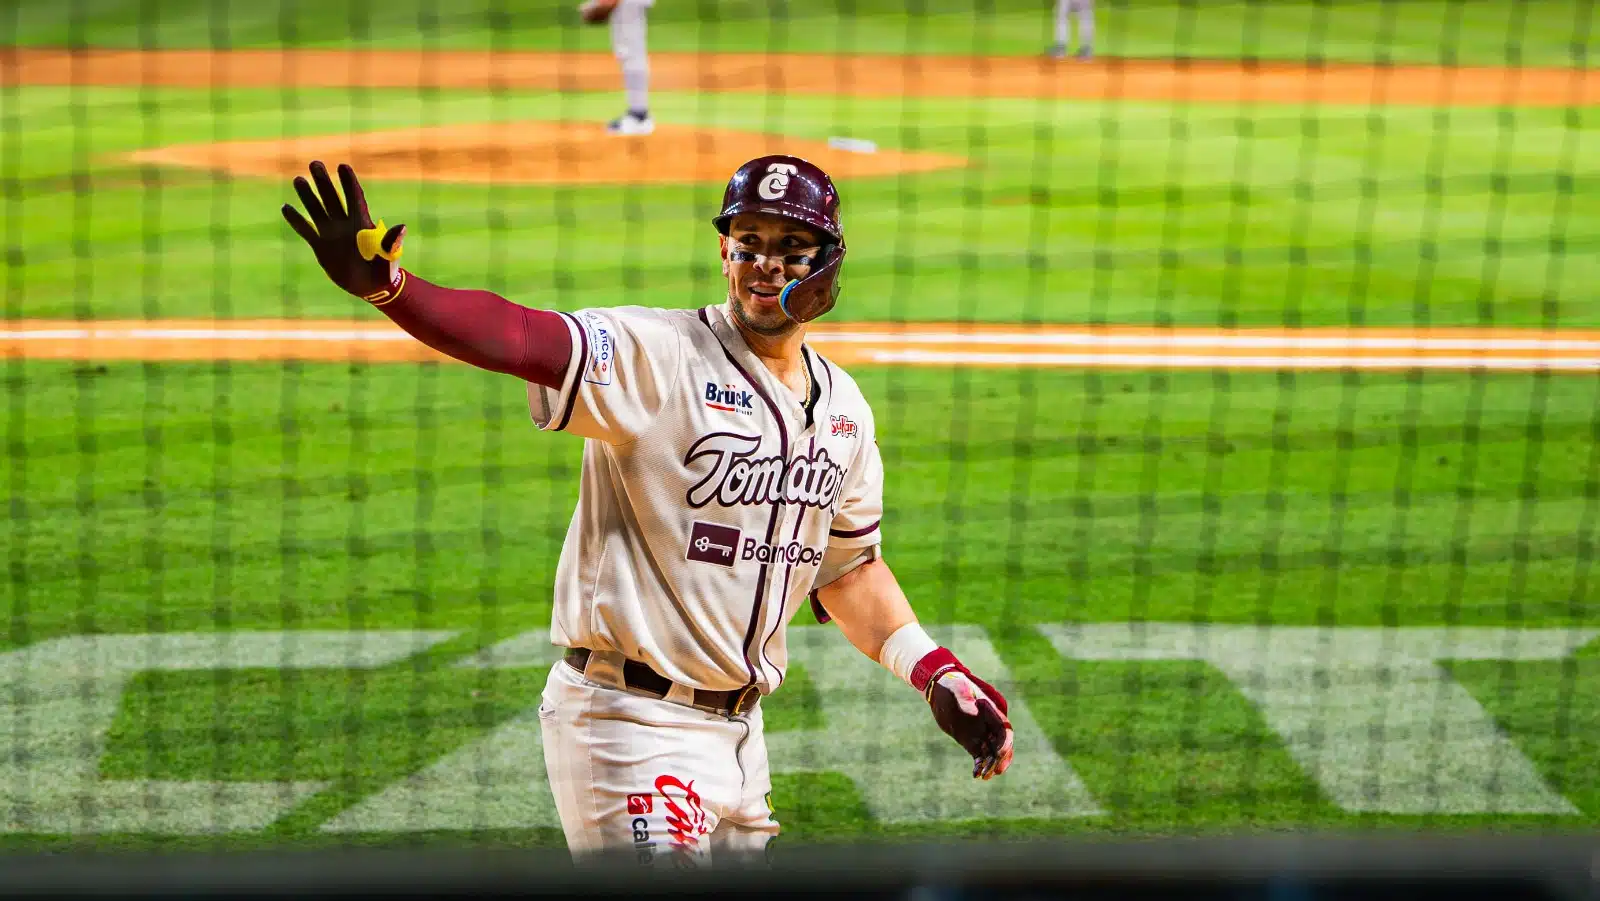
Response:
[1048,0,1094,60]
[582,0,656,135]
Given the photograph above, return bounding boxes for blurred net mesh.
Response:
[0,0,1596,847]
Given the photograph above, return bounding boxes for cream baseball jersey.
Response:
[527,302,884,694]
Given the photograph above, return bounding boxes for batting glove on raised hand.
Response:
[912,648,1014,780]
[282,161,408,304]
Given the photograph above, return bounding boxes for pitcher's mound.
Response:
[129,121,967,185]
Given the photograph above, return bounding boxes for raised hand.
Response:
[282,161,408,304]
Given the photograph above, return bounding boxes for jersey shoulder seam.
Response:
[607,308,693,450]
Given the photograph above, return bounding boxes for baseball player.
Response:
[580,0,655,135]
[281,156,1014,866]
[1049,0,1094,60]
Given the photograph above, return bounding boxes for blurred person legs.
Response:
[608,0,656,135]
[1049,0,1094,60]
[1048,0,1067,58]
[539,652,777,868]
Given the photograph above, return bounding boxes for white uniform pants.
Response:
[538,652,779,867]
[1054,0,1094,47]
[610,0,652,70]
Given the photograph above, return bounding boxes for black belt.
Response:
[564,647,760,717]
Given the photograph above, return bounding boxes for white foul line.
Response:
[4,325,1599,371]
[810,331,1600,352]
[865,350,1600,371]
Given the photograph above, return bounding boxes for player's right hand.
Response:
[282,161,408,304]
[915,649,1015,780]
[579,0,618,24]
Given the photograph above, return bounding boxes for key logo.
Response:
[627,793,653,815]
[829,414,857,438]
[686,521,741,567]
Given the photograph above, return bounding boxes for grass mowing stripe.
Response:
[5,1,1594,67]
[5,361,1597,649]
[6,85,1596,328]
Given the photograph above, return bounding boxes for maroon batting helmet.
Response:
[713,155,846,324]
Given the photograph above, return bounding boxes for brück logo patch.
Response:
[704,382,754,414]
[686,521,740,567]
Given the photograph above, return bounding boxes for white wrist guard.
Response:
[878,622,940,689]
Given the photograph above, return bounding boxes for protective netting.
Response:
[1,0,1597,854]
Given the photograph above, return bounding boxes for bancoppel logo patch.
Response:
[740,538,823,567]
[686,521,740,567]
[704,382,754,415]
[627,793,653,815]
[579,312,614,386]
[829,414,857,438]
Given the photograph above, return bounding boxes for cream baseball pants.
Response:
[538,652,779,868]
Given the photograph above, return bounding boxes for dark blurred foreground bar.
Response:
[0,833,1594,900]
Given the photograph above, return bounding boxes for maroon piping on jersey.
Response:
[807,355,858,624]
[808,589,832,625]
[762,424,817,690]
[698,307,788,692]
[825,354,878,539]
[552,312,589,433]
[829,521,880,539]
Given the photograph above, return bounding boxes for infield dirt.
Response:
[12,48,1596,185]
[9,47,1594,368]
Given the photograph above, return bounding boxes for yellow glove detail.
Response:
[356,219,404,263]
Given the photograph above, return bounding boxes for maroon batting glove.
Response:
[911,648,1015,780]
[282,161,408,303]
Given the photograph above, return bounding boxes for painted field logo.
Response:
[829,414,856,438]
[686,521,740,567]
[0,624,1591,837]
[704,382,754,414]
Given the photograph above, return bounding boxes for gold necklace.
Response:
[799,354,812,405]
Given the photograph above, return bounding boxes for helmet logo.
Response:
[758,163,800,201]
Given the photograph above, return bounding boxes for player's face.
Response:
[721,212,826,337]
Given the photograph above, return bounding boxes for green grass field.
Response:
[4,0,1600,849]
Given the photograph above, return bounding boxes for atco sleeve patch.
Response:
[579,311,615,386]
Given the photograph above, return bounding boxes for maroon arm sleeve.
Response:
[371,270,572,389]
